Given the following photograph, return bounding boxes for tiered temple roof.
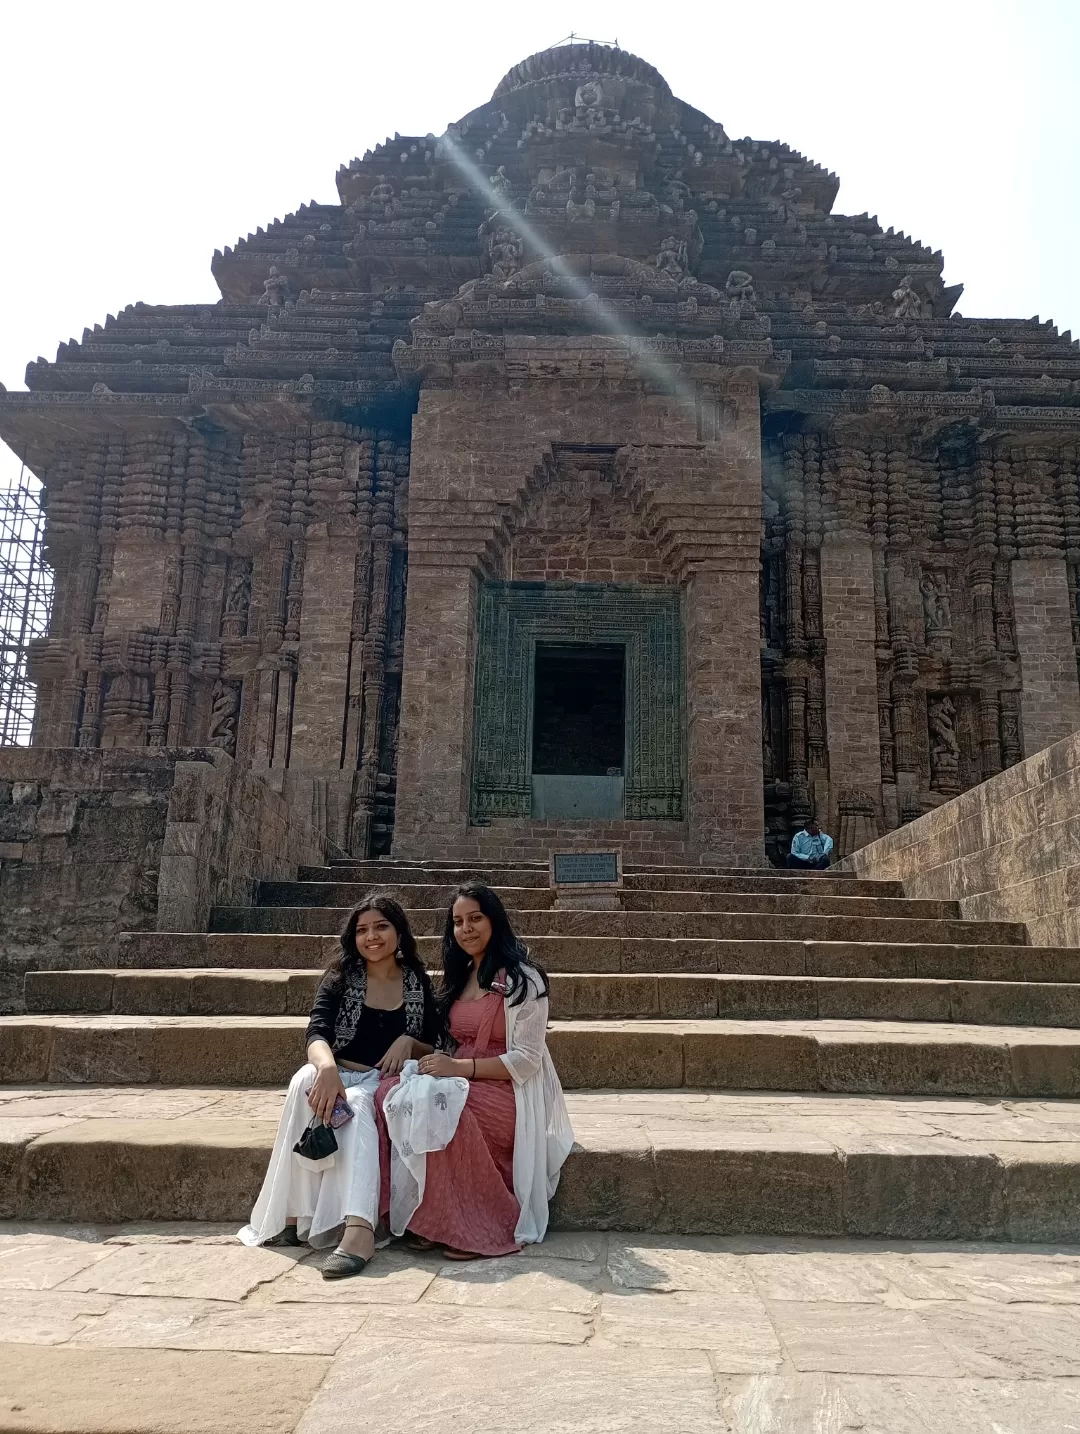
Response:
[4,40,1075,468]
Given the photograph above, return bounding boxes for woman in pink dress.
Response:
[375,882,573,1259]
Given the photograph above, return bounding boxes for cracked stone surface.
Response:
[4,1223,1080,1430]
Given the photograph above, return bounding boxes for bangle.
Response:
[471,1058,476,1079]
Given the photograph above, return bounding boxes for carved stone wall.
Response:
[761,431,1080,862]
[27,420,410,856]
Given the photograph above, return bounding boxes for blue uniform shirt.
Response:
[790,829,833,861]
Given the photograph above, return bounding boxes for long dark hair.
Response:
[439,882,549,1015]
[325,891,431,999]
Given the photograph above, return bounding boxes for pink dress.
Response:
[376,989,521,1256]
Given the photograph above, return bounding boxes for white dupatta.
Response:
[497,966,576,1245]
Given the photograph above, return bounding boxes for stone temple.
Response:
[3,40,1080,871]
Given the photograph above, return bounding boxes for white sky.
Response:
[2,0,1078,488]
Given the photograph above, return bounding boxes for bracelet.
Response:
[471,1058,476,1079]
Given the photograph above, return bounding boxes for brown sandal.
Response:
[442,1246,480,1261]
[401,1233,438,1252]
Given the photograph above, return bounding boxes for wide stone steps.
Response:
[279,873,906,900]
[235,906,1023,945]
[6,1014,1080,1096]
[107,931,1073,980]
[215,893,963,932]
[10,857,1079,1242]
[4,1084,1079,1241]
[25,967,1080,1030]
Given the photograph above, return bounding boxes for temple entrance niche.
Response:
[532,642,626,818]
[470,582,684,824]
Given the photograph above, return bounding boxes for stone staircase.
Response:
[5,858,1080,1240]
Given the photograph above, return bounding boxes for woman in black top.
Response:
[239,892,438,1279]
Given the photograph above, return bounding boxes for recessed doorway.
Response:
[531,642,625,819]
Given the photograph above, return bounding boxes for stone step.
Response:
[216,893,962,934]
[261,880,915,912]
[6,1014,1080,1096]
[242,904,1021,947]
[4,1083,1079,1240]
[319,860,812,876]
[289,870,906,898]
[109,931,1080,981]
[25,967,1080,1029]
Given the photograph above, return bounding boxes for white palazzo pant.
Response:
[238,1064,381,1249]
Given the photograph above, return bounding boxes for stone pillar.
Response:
[289,525,355,772]
[392,562,478,856]
[1012,558,1080,756]
[685,564,765,866]
[820,540,882,847]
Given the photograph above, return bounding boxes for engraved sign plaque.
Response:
[551,851,621,886]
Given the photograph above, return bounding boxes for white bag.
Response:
[383,1059,469,1235]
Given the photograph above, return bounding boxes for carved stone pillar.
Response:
[1011,558,1080,756]
[820,538,883,843]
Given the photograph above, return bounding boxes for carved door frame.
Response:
[470,580,685,822]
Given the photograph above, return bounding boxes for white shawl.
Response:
[501,966,575,1245]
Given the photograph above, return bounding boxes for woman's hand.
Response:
[306,1063,346,1123]
[377,1035,415,1076]
[418,1052,465,1078]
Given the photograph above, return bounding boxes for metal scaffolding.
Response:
[0,461,52,746]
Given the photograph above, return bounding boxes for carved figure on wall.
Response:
[891,275,922,320]
[920,570,951,641]
[929,695,960,759]
[208,680,240,756]
[221,561,252,639]
[655,236,687,279]
[574,78,603,112]
[725,270,755,302]
[258,267,290,308]
[1000,697,1022,768]
[489,228,524,281]
[929,694,961,794]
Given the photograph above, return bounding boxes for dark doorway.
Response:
[532,643,625,776]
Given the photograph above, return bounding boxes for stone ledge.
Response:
[6,1016,1080,1096]
[24,967,1080,1029]
[109,932,1073,980]
[5,1086,1080,1240]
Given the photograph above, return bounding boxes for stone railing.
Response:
[840,728,1080,947]
[0,748,331,1011]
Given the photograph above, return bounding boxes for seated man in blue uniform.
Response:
[787,817,833,871]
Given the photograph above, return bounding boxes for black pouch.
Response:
[293,1118,338,1163]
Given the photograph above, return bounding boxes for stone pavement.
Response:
[4,1221,1080,1432]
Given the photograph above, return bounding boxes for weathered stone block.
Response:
[842,1142,1005,1239]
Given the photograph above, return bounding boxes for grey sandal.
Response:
[321,1250,370,1280]
[267,1225,302,1247]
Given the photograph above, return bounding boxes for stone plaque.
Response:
[551,851,621,886]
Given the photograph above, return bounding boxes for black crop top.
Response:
[306,976,440,1067]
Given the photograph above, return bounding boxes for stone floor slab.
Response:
[0,1290,114,1345]
[426,1255,601,1313]
[598,1288,783,1372]
[294,1337,727,1434]
[59,1240,299,1301]
[68,1295,367,1354]
[0,1345,331,1433]
[766,1299,968,1376]
[721,1373,1080,1433]
[269,1249,438,1305]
